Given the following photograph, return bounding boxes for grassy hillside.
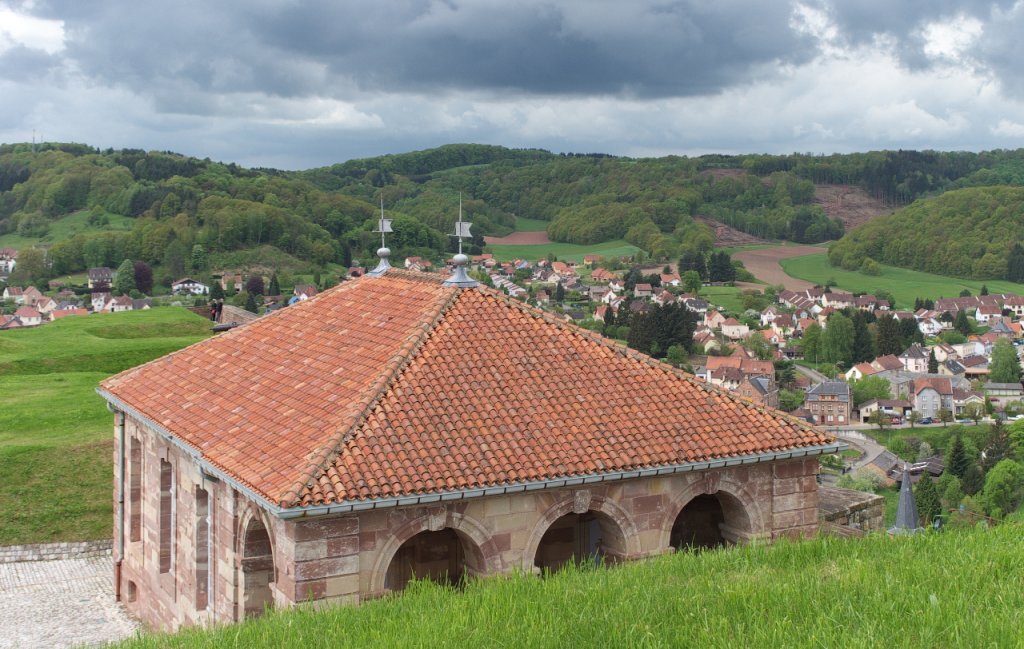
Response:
[116,524,1023,648]
[780,252,1024,306]
[486,239,641,264]
[0,308,211,544]
[828,186,1024,280]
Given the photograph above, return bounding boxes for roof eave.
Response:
[277,441,846,520]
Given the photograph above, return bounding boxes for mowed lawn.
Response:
[780,253,1024,306]
[0,309,212,544]
[486,239,641,264]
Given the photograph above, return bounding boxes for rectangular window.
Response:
[195,488,210,610]
[159,459,174,574]
[129,437,142,543]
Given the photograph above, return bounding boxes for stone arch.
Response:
[238,509,277,618]
[522,491,640,572]
[658,471,767,550]
[369,508,501,595]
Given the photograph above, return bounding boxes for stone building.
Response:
[99,269,839,631]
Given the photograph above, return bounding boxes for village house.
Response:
[805,382,852,425]
[857,399,913,424]
[983,383,1024,410]
[99,269,837,631]
[633,283,653,299]
[171,278,210,295]
[736,375,779,409]
[720,318,750,340]
[913,377,953,419]
[21,286,43,307]
[952,388,985,417]
[51,307,90,321]
[293,284,318,301]
[582,255,601,268]
[0,247,17,274]
[899,344,929,374]
[33,295,58,315]
[88,267,114,289]
[704,310,727,330]
[844,363,877,382]
[975,305,1002,324]
[590,268,616,283]
[3,286,24,303]
[13,306,42,327]
[218,274,244,293]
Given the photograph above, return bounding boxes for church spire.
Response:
[368,196,393,277]
[889,462,921,534]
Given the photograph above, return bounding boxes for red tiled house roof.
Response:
[101,271,832,511]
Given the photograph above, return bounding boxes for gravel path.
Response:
[733,244,827,291]
[0,552,139,649]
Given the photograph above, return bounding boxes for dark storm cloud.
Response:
[0,44,61,82]
[29,0,821,101]
[972,2,1024,97]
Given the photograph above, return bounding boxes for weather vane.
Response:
[368,195,393,277]
[443,193,479,287]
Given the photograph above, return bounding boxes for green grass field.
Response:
[512,216,550,232]
[486,239,641,264]
[0,308,212,544]
[116,523,1023,648]
[780,253,1024,307]
[700,286,747,314]
[0,209,134,248]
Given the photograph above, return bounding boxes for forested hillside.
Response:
[828,186,1024,280]
[3,142,1024,291]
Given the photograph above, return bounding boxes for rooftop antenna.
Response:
[367,195,393,277]
[443,193,479,288]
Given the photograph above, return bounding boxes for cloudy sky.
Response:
[2,0,1024,169]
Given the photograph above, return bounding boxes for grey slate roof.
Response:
[806,381,851,401]
[890,463,922,534]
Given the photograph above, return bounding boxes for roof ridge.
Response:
[278,283,462,507]
[477,286,822,438]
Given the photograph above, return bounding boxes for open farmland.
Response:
[780,253,1024,306]
[0,309,212,544]
[732,244,828,291]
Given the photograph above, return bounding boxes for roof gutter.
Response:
[96,388,845,522]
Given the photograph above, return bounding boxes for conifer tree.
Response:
[954,309,972,336]
[268,272,280,296]
[982,420,1013,474]
[914,475,942,526]
[980,284,989,296]
[851,311,875,363]
[962,464,984,496]
[947,436,970,479]
[209,280,224,301]
[875,314,902,356]
[244,291,258,313]
[928,349,939,374]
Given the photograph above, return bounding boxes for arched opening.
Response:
[384,528,483,592]
[240,518,275,618]
[533,511,627,574]
[670,492,750,550]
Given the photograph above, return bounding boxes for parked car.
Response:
[918,417,933,425]
[889,416,902,425]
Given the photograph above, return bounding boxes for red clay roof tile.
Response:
[102,271,831,509]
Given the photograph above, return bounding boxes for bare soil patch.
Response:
[814,184,893,230]
[694,216,765,247]
[734,245,828,291]
[484,231,551,245]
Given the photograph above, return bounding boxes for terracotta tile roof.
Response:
[101,271,831,509]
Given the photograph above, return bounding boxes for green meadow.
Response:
[0,209,134,249]
[0,308,212,544]
[512,215,550,231]
[780,253,1024,306]
[486,239,641,264]
[116,523,1024,648]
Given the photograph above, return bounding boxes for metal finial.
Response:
[368,196,393,277]
[443,193,479,288]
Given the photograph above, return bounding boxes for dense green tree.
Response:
[1007,244,1024,282]
[554,282,565,302]
[802,323,823,363]
[190,244,207,272]
[980,284,989,296]
[962,463,985,496]
[875,315,902,356]
[989,338,1021,384]
[822,312,854,367]
[209,280,224,301]
[245,275,265,296]
[982,420,1014,474]
[774,359,797,389]
[708,251,735,282]
[928,349,939,374]
[244,291,258,313]
[937,473,963,510]
[268,272,280,296]
[954,310,972,336]
[851,311,874,363]
[982,459,1024,518]
[682,271,701,296]
[914,475,942,525]
[947,436,970,479]
[113,259,136,295]
[852,376,892,407]
[9,247,46,285]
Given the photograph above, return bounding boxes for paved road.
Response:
[0,552,138,648]
[835,431,888,472]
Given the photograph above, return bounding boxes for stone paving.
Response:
[0,551,140,649]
